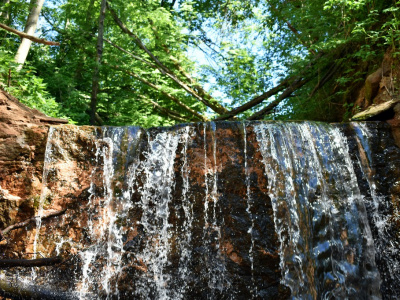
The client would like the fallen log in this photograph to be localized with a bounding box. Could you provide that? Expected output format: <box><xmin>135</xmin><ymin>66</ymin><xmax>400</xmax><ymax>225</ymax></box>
<box><xmin>0</xmin><ymin>279</ymin><xmax>76</xmax><ymax>300</ymax></box>
<box><xmin>351</xmin><ymin>99</ymin><xmax>400</xmax><ymax>121</ymax></box>
<box><xmin>0</xmin><ymin>257</ymin><xmax>62</xmax><ymax>268</ymax></box>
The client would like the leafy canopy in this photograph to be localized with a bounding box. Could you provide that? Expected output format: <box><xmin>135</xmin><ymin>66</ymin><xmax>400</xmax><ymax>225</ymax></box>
<box><xmin>0</xmin><ymin>0</ymin><xmax>398</xmax><ymax>125</ymax></box>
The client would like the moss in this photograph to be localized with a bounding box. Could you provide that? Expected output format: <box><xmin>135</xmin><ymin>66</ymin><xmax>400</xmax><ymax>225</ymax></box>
<box><xmin>32</xmin><ymin>194</ymin><xmax>52</xmax><ymax>210</ymax></box>
<box><xmin>32</xmin><ymin>195</ymin><xmax>41</xmax><ymax>210</ymax></box>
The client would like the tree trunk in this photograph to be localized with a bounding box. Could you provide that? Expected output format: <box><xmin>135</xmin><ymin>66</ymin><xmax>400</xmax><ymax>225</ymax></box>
<box><xmin>90</xmin><ymin>0</ymin><xmax>107</xmax><ymax>125</ymax></box>
<box><xmin>14</xmin><ymin>0</ymin><xmax>45</xmax><ymax>71</ymax></box>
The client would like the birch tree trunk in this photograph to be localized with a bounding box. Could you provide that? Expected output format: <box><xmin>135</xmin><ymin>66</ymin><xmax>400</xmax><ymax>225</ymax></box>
<box><xmin>90</xmin><ymin>0</ymin><xmax>107</xmax><ymax>125</ymax></box>
<box><xmin>14</xmin><ymin>0</ymin><xmax>45</xmax><ymax>71</ymax></box>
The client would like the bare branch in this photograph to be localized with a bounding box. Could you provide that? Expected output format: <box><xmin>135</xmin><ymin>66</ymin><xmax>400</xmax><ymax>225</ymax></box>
<box><xmin>1</xmin><ymin>209</ymin><xmax>67</xmax><ymax>236</ymax></box>
<box><xmin>0</xmin><ymin>22</ymin><xmax>59</xmax><ymax>46</ymax></box>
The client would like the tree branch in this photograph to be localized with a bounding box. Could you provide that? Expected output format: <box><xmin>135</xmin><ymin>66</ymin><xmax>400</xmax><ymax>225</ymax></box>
<box><xmin>148</xmin><ymin>19</ymin><xmax>220</xmax><ymax>109</ymax></box>
<box><xmin>106</xmin><ymin>1</ymin><xmax>228</xmax><ymax>115</ymax></box>
<box><xmin>96</xmin><ymin>33</ymin><xmax>214</xmax><ymax>120</ymax></box>
<box><xmin>214</xmin><ymin>79</ymin><xmax>289</xmax><ymax>120</ymax></box>
<box><xmin>309</xmin><ymin>63</ymin><xmax>339</xmax><ymax>98</ymax></box>
<box><xmin>0</xmin><ymin>22</ymin><xmax>59</xmax><ymax>46</ymax></box>
<box><xmin>148</xmin><ymin>18</ymin><xmax>194</xmax><ymax>83</ymax></box>
<box><xmin>1</xmin><ymin>209</ymin><xmax>67</xmax><ymax>236</ymax></box>
<box><xmin>215</xmin><ymin>53</ymin><xmax>323</xmax><ymax>120</ymax></box>
<box><xmin>247</xmin><ymin>77</ymin><xmax>311</xmax><ymax>120</ymax></box>
<box><xmin>101</xmin><ymin>35</ymin><xmax>159</xmax><ymax>71</ymax></box>
<box><xmin>268</xmin><ymin>3</ymin><xmax>316</xmax><ymax>55</ymax></box>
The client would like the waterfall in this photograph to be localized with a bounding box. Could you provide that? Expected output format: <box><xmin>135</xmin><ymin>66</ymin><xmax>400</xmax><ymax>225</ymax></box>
<box><xmin>254</xmin><ymin>122</ymin><xmax>381</xmax><ymax>299</ymax></box>
<box><xmin>16</xmin><ymin>121</ymin><xmax>398</xmax><ymax>299</ymax></box>
<box><xmin>352</xmin><ymin>122</ymin><xmax>400</xmax><ymax>297</ymax></box>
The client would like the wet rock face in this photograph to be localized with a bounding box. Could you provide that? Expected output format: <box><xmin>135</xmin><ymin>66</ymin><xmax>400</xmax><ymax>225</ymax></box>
<box><xmin>0</xmin><ymin>90</ymin><xmax>67</xmax><ymax>256</ymax></box>
<box><xmin>0</xmin><ymin>123</ymin><xmax>288</xmax><ymax>299</ymax></box>
<box><xmin>342</xmin><ymin>122</ymin><xmax>400</xmax><ymax>298</ymax></box>
<box><xmin>0</xmin><ymin>119</ymin><xmax>400</xmax><ymax>299</ymax></box>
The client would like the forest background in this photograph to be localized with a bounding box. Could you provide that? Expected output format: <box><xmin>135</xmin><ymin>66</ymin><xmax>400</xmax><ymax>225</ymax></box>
<box><xmin>0</xmin><ymin>0</ymin><xmax>399</xmax><ymax>127</ymax></box>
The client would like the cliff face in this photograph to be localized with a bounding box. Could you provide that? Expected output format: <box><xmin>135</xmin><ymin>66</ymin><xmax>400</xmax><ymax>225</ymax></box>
<box><xmin>0</xmin><ymin>90</ymin><xmax>67</xmax><ymax>252</ymax></box>
<box><xmin>1</xmin><ymin>94</ymin><xmax>400</xmax><ymax>299</ymax></box>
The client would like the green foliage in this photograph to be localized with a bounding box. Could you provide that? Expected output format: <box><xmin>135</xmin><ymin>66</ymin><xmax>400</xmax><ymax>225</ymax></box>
<box><xmin>0</xmin><ymin>47</ymin><xmax>68</xmax><ymax>120</ymax></box>
<box><xmin>1</xmin><ymin>0</ymin><xmax>400</xmax><ymax>125</ymax></box>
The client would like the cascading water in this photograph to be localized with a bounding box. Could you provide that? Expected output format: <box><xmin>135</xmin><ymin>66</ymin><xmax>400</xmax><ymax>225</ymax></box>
<box><xmin>7</xmin><ymin>121</ymin><xmax>400</xmax><ymax>299</ymax></box>
<box><xmin>351</xmin><ymin>122</ymin><xmax>400</xmax><ymax>298</ymax></box>
<box><xmin>254</xmin><ymin>122</ymin><xmax>381</xmax><ymax>299</ymax></box>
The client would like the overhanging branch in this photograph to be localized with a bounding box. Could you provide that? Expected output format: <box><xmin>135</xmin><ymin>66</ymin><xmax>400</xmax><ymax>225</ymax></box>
<box><xmin>214</xmin><ymin>80</ymin><xmax>289</xmax><ymax>120</ymax></box>
<box><xmin>215</xmin><ymin>53</ymin><xmax>323</xmax><ymax>120</ymax></box>
<box><xmin>0</xmin><ymin>22</ymin><xmax>59</xmax><ymax>46</ymax></box>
